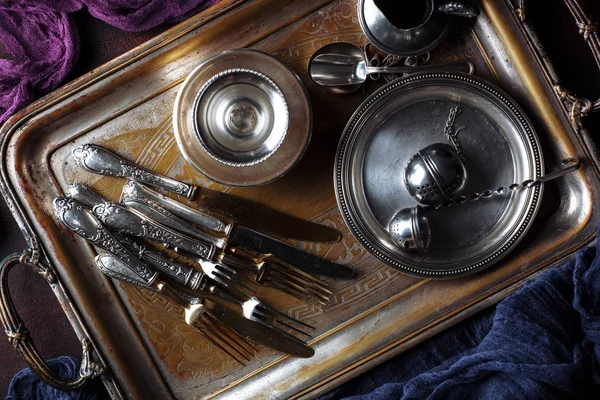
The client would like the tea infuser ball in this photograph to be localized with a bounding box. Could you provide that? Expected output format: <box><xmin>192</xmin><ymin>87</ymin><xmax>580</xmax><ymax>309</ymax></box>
<box><xmin>404</xmin><ymin>143</ymin><xmax>467</xmax><ymax>206</ymax></box>
<box><xmin>388</xmin><ymin>206</ymin><xmax>430</xmax><ymax>250</ymax></box>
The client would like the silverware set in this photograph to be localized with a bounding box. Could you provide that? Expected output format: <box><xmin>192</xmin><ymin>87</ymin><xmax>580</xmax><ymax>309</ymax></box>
<box><xmin>54</xmin><ymin>143</ymin><xmax>353</xmax><ymax>364</ymax></box>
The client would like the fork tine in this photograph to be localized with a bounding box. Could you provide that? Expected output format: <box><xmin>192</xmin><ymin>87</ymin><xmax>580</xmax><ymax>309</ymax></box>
<box><xmin>217</xmin><ymin>253</ymin><xmax>257</xmax><ymax>274</ymax></box>
<box><xmin>230</xmin><ymin>247</ymin><xmax>323</xmax><ymax>285</ymax></box>
<box><xmin>215</xmin><ymin>264</ymin><xmax>254</xmax><ymax>283</ymax></box>
<box><xmin>252</xmin><ymin>309</ymin><xmax>312</xmax><ymax>337</ymax></box>
<box><xmin>254</xmin><ymin>301</ymin><xmax>315</xmax><ymax>331</ymax></box>
<box><xmin>271</xmin><ymin>268</ymin><xmax>333</xmax><ymax>296</ymax></box>
<box><xmin>267</xmin><ymin>280</ymin><xmax>329</xmax><ymax>308</ymax></box>
<box><xmin>267</xmin><ymin>269</ymin><xmax>331</xmax><ymax>300</ymax></box>
<box><xmin>216</xmin><ymin>261</ymin><xmax>253</xmax><ymax>276</ymax></box>
<box><xmin>201</xmin><ymin>312</ymin><xmax>256</xmax><ymax>359</ymax></box>
<box><xmin>214</xmin><ymin>271</ymin><xmax>256</xmax><ymax>295</ymax></box>
<box><xmin>262</xmin><ymin>255</ymin><xmax>328</xmax><ymax>287</ymax></box>
<box><xmin>194</xmin><ymin>318</ymin><xmax>250</xmax><ymax>365</ymax></box>
<box><xmin>270</xmin><ymin>273</ymin><xmax>332</xmax><ymax>298</ymax></box>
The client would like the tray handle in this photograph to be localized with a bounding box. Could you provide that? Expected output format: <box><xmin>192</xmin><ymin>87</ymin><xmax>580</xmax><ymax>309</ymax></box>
<box><xmin>518</xmin><ymin>0</ymin><xmax>600</xmax><ymax>129</ymax></box>
<box><xmin>0</xmin><ymin>251</ymin><xmax>104</xmax><ymax>390</ymax></box>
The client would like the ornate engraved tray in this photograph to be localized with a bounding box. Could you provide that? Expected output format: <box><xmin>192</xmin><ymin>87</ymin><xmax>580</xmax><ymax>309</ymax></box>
<box><xmin>1</xmin><ymin>0</ymin><xmax>598</xmax><ymax>399</ymax></box>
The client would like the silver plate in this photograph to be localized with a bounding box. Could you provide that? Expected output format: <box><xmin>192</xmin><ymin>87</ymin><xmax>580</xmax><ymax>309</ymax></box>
<box><xmin>335</xmin><ymin>73</ymin><xmax>543</xmax><ymax>277</ymax></box>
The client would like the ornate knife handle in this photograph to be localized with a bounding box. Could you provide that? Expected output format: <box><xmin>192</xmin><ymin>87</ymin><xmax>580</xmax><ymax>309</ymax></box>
<box><xmin>92</xmin><ymin>201</ymin><xmax>217</xmax><ymax>261</ymax></box>
<box><xmin>122</xmin><ymin>181</ymin><xmax>226</xmax><ymax>232</ymax></box>
<box><xmin>53</xmin><ymin>198</ymin><xmax>158</xmax><ymax>286</ymax></box>
<box><xmin>72</xmin><ymin>144</ymin><xmax>197</xmax><ymax>200</ymax></box>
<box><xmin>118</xmin><ymin>237</ymin><xmax>203</xmax><ymax>290</ymax></box>
<box><xmin>122</xmin><ymin>196</ymin><xmax>227</xmax><ymax>248</ymax></box>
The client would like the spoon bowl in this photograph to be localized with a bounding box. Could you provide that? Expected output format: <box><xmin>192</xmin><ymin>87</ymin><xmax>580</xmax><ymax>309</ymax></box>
<box><xmin>308</xmin><ymin>42</ymin><xmax>474</xmax><ymax>94</ymax></box>
<box><xmin>308</xmin><ymin>42</ymin><xmax>367</xmax><ymax>94</ymax></box>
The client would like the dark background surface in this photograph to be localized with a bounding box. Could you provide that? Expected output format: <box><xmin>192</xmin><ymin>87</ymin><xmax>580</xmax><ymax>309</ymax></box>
<box><xmin>0</xmin><ymin>1</ymin><xmax>599</xmax><ymax>397</ymax></box>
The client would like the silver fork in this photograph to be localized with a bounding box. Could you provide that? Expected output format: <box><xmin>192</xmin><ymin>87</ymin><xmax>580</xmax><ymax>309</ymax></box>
<box><xmin>95</xmin><ymin>255</ymin><xmax>256</xmax><ymax>365</ymax></box>
<box><xmin>69</xmin><ymin>183</ymin><xmax>330</xmax><ymax>309</ymax></box>
<box><xmin>218</xmin><ymin>247</ymin><xmax>332</xmax><ymax>308</ymax></box>
<box><xmin>53</xmin><ymin>197</ymin><xmax>255</xmax><ymax>365</ymax></box>
<box><xmin>112</xmin><ymin>235</ymin><xmax>313</xmax><ymax>337</ymax></box>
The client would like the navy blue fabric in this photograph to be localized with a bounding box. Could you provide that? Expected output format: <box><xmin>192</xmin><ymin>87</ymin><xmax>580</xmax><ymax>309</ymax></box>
<box><xmin>319</xmin><ymin>229</ymin><xmax>600</xmax><ymax>400</ymax></box>
<box><xmin>5</xmin><ymin>356</ymin><xmax>102</xmax><ymax>400</ymax></box>
<box><xmin>7</xmin><ymin>229</ymin><xmax>600</xmax><ymax>399</ymax></box>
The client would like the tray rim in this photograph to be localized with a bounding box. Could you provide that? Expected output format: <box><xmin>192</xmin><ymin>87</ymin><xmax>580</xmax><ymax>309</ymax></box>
<box><xmin>0</xmin><ymin>0</ymin><xmax>598</xmax><ymax>399</ymax></box>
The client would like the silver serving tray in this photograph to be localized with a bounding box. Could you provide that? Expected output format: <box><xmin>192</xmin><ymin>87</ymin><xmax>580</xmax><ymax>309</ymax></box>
<box><xmin>335</xmin><ymin>73</ymin><xmax>543</xmax><ymax>277</ymax></box>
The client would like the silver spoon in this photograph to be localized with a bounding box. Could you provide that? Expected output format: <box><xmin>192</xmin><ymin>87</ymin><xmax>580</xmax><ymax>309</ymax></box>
<box><xmin>389</xmin><ymin>157</ymin><xmax>581</xmax><ymax>250</ymax></box>
<box><xmin>308</xmin><ymin>42</ymin><xmax>474</xmax><ymax>94</ymax></box>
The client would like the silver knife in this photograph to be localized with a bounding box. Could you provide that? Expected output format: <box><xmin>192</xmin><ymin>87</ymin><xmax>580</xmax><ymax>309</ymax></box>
<box><xmin>68</xmin><ymin>183</ymin><xmax>225</xmax><ymax>248</ymax></box>
<box><xmin>122</xmin><ymin>182</ymin><xmax>353</xmax><ymax>278</ymax></box>
<box><xmin>122</xmin><ymin>181</ymin><xmax>342</xmax><ymax>243</ymax></box>
<box><xmin>203</xmin><ymin>299</ymin><xmax>314</xmax><ymax>358</ymax></box>
<box><xmin>70</xmin><ymin>144</ymin><xmax>341</xmax><ymax>243</ymax></box>
<box><xmin>71</xmin><ymin>183</ymin><xmax>353</xmax><ymax>278</ymax></box>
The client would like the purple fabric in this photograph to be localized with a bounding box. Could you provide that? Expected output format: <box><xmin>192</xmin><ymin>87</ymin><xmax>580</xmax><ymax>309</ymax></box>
<box><xmin>0</xmin><ymin>0</ymin><xmax>219</xmax><ymax>125</ymax></box>
<box><xmin>0</xmin><ymin>1</ymin><xmax>78</xmax><ymax>125</ymax></box>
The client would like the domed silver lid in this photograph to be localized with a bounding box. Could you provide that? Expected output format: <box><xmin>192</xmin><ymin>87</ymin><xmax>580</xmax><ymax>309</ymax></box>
<box><xmin>404</xmin><ymin>143</ymin><xmax>467</xmax><ymax>205</ymax></box>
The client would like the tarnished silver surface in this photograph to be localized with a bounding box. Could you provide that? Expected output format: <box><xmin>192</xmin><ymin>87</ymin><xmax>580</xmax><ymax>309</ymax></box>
<box><xmin>389</xmin><ymin>158</ymin><xmax>581</xmax><ymax>251</ymax></box>
<box><xmin>358</xmin><ymin>0</ymin><xmax>452</xmax><ymax>56</ymax></box>
<box><xmin>117</xmin><ymin>237</ymin><xmax>203</xmax><ymax>290</ymax></box>
<box><xmin>53</xmin><ymin>198</ymin><xmax>158</xmax><ymax>286</ymax></box>
<box><xmin>436</xmin><ymin>1</ymin><xmax>479</xmax><ymax>17</ymax></box>
<box><xmin>71</xmin><ymin>144</ymin><xmax>198</xmax><ymax>199</ymax></box>
<box><xmin>68</xmin><ymin>183</ymin><xmax>225</xmax><ymax>248</ymax></box>
<box><xmin>122</xmin><ymin>196</ymin><xmax>226</xmax><ymax>248</ymax></box>
<box><xmin>173</xmin><ymin>49</ymin><xmax>313</xmax><ymax>187</ymax></box>
<box><xmin>193</xmin><ymin>68</ymin><xmax>289</xmax><ymax>166</ymax></box>
<box><xmin>404</xmin><ymin>143</ymin><xmax>467</xmax><ymax>205</ymax></box>
<box><xmin>95</xmin><ymin>255</ymin><xmax>258</xmax><ymax>366</ymax></box>
<box><xmin>308</xmin><ymin>41</ymin><xmax>475</xmax><ymax>93</ymax></box>
<box><xmin>335</xmin><ymin>72</ymin><xmax>543</xmax><ymax>277</ymax></box>
<box><xmin>388</xmin><ymin>206</ymin><xmax>430</xmax><ymax>250</ymax></box>
<box><xmin>121</xmin><ymin>182</ymin><xmax>226</xmax><ymax>232</ymax></box>
<box><xmin>92</xmin><ymin>201</ymin><xmax>217</xmax><ymax>261</ymax></box>
<box><xmin>66</xmin><ymin>183</ymin><xmax>105</xmax><ymax>209</ymax></box>
<box><xmin>2</xmin><ymin>0</ymin><xmax>599</xmax><ymax>398</ymax></box>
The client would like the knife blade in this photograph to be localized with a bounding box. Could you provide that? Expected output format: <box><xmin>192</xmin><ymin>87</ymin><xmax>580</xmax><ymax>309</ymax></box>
<box><xmin>72</xmin><ymin>183</ymin><xmax>353</xmax><ymax>279</ymax></box>
<box><xmin>196</xmin><ymin>187</ymin><xmax>342</xmax><ymax>243</ymax></box>
<box><xmin>122</xmin><ymin>181</ymin><xmax>341</xmax><ymax>243</ymax></box>
<box><xmin>203</xmin><ymin>299</ymin><xmax>314</xmax><ymax>358</ymax></box>
<box><xmin>229</xmin><ymin>226</ymin><xmax>354</xmax><ymax>279</ymax></box>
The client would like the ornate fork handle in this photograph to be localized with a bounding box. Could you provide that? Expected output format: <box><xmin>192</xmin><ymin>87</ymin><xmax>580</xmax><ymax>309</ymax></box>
<box><xmin>92</xmin><ymin>201</ymin><xmax>217</xmax><ymax>261</ymax></box>
<box><xmin>53</xmin><ymin>198</ymin><xmax>158</xmax><ymax>285</ymax></box>
<box><xmin>72</xmin><ymin>144</ymin><xmax>197</xmax><ymax>199</ymax></box>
